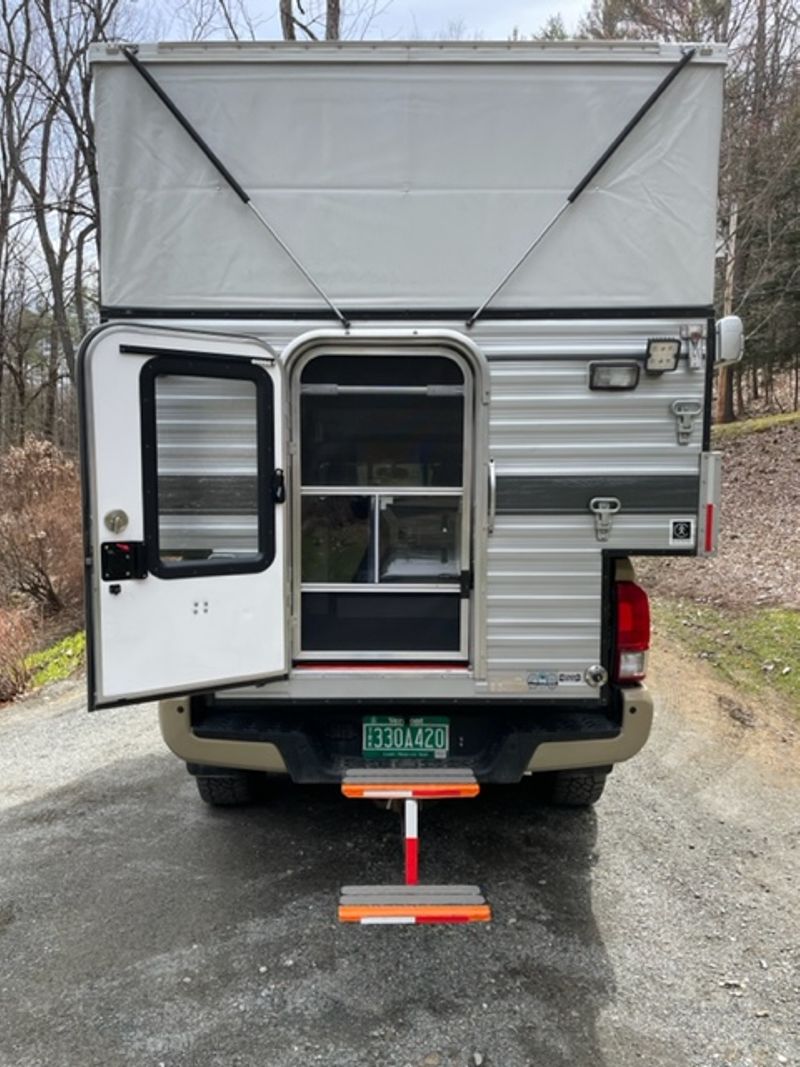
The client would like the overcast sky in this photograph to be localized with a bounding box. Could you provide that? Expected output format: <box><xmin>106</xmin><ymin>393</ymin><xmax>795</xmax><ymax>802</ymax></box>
<box><xmin>370</xmin><ymin>1</ymin><xmax>588</xmax><ymax>39</ymax></box>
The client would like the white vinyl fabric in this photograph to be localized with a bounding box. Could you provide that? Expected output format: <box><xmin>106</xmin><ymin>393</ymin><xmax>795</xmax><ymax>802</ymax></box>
<box><xmin>92</xmin><ymin>42</ymin><xmax>726</xmax><ymax>311</ymax></box>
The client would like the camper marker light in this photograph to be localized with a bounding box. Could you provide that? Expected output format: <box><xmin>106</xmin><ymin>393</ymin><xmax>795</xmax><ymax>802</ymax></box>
<box><xmin>589</xmin><ymin>362</ymin><xmax>640</xmax><ymax>391</ymax></box>
<box><xmin>645</xmin><ymin>338</ymin><xmax>681</xmax><ymax>374</ymax></box>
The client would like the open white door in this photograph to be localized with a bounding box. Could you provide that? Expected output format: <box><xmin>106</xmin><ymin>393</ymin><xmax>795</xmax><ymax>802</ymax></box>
<box><xmin>80</xmin><ymin>325</ymin><xmax>287</xmax><ymax>708</ymax></box>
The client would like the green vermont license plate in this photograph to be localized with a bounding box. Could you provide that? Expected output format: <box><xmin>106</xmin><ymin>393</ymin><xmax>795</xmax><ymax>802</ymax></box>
<box><xmin>362</xmin><ymin>716</ymin><xmax>450</xmax><ymax>759</ymax></box>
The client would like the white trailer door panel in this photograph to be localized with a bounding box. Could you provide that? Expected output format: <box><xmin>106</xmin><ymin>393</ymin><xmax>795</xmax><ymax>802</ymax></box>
<box><xmin>81</xmin><ymin>325</ymin><xmax>286</xmax><ymax>708</ymax></box>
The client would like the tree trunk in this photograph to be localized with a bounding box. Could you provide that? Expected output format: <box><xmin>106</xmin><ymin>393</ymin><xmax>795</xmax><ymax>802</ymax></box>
<box><xmin>44</xmin><ymin>325</ymin><xmax>58</xmax><ymax>442</ymax></box>
<box><xmin>716</xmin><ymin>367</ymin><xmax>735</xmax><ymax>424</ymax></box>
<box><xmin>280</xmin><ymin>0</ymin><xmax>296</xmax><ymax>39</ymax></box>
<box><xmin>735</xmin><ymin>363</ymin><xmax>744</xmax><ymax>417</ymax></box>
<box><xmin>325</xmin><ymin>0</ymin><xmax>340</xmax><ymax>39</ymax></box>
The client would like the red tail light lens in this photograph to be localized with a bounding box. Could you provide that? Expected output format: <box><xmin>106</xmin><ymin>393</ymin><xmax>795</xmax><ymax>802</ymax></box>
<box><xmin>614</xmin><ymin>581</ymin><xmax>650</xmax><ymax>683</ymax></box>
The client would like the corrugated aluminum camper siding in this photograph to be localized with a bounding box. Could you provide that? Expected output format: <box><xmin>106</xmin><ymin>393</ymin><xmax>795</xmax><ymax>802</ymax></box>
<box><xmin>484</xmin><ymin>319</ymin><xmax>703</xmax><ymax>692</ymax></box>
<box><xmin>134</xmin><ymin>313</ymin><xmax>707</xmax><ymax>702</ymax></box>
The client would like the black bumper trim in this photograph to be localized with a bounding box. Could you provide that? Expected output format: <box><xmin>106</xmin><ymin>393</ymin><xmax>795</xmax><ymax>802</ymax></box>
<box><xmin>189</xmin><ymin>699</ymin><xmax>622</xmax><ymax>784</ymax></box>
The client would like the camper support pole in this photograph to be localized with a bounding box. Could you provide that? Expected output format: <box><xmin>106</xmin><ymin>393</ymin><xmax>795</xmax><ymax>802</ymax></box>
<box><xmin>465</xmin><ymin>46</ymin><xmax>697</xmax><ymax>329</ymax></box>
<box><xmin>120</xmin><ymin>47</ymin><xmax>350</xmax><ymax>329</ymax></box>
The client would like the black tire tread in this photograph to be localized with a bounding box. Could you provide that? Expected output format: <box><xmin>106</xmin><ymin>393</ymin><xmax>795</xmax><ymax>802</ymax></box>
<box><xmin>547</xmin><ymin>770</ymin><xmax>607</xmax><ymax>807</ymax></box>
<box><xmin>195</xmin><ymin>774</ymin><xmax>256</xmax><ymax>807</ymax></box>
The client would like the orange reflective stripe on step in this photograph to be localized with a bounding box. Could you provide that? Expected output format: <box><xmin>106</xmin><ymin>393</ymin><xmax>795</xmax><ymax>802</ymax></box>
<box><xmin>338</xmin><ymin>903</ymin><xmax>491</xmax><ymax>923</ymax></box>
<box><xmin>341</xmin><ymin>783</ymin><xmax>479</xmax><ymax>799</ymax></box>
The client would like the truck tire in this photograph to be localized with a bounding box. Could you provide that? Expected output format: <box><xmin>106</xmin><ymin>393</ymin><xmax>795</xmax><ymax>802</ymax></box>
<box><xmin>195</xmin><ymin>773</ymin><xmax>257</xmax><ymax>807</ymax></box>
<box><xmin>545</xmin><ymin>769</ymin><xmax>608</xmax><ymax>807</ymax></box>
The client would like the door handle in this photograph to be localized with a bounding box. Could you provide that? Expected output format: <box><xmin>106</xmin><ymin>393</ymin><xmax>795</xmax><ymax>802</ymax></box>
<box><xmin>101</xmin><ymin>542</ymin><xmax>147</xmax><ymax>580</ymax></box>
<box><xmin>271</xmin><ymin>468</ymin><xmax>286</xmax><ymax>504</ymax></box>
<box><xmin>488</xmin><ymin>459</ymin><xmax>496</xmax><ymax>534</ymax></box>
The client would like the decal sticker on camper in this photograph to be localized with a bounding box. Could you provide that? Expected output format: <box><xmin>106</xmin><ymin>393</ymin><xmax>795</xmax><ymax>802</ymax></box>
<box><xmin>526</xmin><ymin>671</ymin><xmax>585</xmax><ymax>690</ymax></box>
<box><xmin>556</xmin><ymin>672</ymin><xmax>585</xmax><ymax>686</ymax></box>
<box><xmin>669</xmin><ymin>518</ymin><xmax>696</xmax><ymax>546</ymax></box>
<box><xmin>528</xmin><ymin>672</ymin><xmax>558</xmax><ymax>690</ymax></box>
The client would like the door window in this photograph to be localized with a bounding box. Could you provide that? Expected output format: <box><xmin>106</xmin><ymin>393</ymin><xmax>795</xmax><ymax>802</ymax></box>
<box><xmin>140</xmin><ymin>357</ymin><xmax>274</xmax><ymax>578</ymax></box>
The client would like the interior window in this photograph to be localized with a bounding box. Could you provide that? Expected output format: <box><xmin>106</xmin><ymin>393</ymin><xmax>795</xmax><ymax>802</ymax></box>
<box><xmin>379</xmin><ymin>497</ymin><xmax>461</xmax><ymax>583</ymax></box>
<box><xmin>301</xmin><ymin>393</ymin><xmax>463</xmax><ymax>488</ymax></box>
<box><xmin>301</xmin><ymin>496</ymin><xmax>373</xmax><ymax>583</ymax></box>
<box><xmin>302</xmin><ymin>592</ymin><xmax>461</xmax><ymax>652</ymax></box>
<box><xmin>301</xmin><ymin>355</ymin><xmax>463</xmax><ymax>386</ymax></box>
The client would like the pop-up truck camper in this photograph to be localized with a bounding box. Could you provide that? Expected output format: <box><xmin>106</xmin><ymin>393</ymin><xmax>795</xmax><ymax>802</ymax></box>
<box><xmin>80</xmin><ymin>40</ymin><xmax>743</xmax><ymax>924</ymax></box>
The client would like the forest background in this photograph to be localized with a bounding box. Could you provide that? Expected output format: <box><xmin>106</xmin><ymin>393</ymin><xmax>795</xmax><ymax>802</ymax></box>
<box><xmin>0</xmin><ymin>0</ymin><xmax>798</xmax><ymax>696</ymax></box>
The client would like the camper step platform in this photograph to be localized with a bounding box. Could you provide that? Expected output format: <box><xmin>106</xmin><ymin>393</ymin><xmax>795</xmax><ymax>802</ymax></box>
<box><xmin>339</xmin><ymin>771</ymin><xmax>491</xmax><ymax>923</ymax></box>
<box><xmin>341</xmin><ymin>768</ymin><xmax>479</xmax><ymax>799</ymax></box>
<box><xmin>339</xmin><ymin>885</ymin><xmax>491</xmax><ymax>925</ymax></box>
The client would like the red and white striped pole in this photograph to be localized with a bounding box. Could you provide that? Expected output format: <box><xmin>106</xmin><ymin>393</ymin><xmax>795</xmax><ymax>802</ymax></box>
<box><xmin>404</xmin><ymin>799</ymin><xmax>419</xmax><ymax>885</ymax></box>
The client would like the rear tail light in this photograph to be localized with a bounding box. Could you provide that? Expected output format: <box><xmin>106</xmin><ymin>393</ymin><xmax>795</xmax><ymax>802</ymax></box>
<box><xmin>614</xmin><ymin>581</ymin><xmax>650</xmax><ymax>683</ymax></box>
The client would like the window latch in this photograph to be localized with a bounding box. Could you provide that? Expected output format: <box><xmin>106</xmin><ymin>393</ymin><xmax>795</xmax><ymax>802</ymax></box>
<box><xmin>271</xmin><ymin>468</ymin><xmax>286</xmax><ymax>504</ymax></box>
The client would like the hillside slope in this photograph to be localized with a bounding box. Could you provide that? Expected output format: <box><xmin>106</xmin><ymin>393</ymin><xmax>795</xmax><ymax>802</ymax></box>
<box><xmin>637</xmin><ymin>418</ymin><xmax>800</xmax><ymax>610</ymax></box>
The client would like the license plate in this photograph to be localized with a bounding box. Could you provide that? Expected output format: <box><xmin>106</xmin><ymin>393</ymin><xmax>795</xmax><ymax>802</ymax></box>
<box><xmin>362</xmin><ymin>716</ymin><xmax>449</xmax><ymax>759</ymax></box>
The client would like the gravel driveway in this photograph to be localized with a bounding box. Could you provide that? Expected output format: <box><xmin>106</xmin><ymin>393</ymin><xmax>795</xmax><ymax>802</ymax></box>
<box><xmin>1</xmin><ymin>643</ymin><xmax>798</xmax><ymax>1067</ymax></box>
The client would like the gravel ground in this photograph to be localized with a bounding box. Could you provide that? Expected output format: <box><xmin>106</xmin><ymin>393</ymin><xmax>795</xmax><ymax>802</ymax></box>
<box><xmin>0</xmin><ymin>644</ymin><xmax>798</xmax><ymax>1067</ymax></box>
<box><xmin>636</xmin><ymin>420</ymin><xmax>800</xmax><ymax>610</ymax></box>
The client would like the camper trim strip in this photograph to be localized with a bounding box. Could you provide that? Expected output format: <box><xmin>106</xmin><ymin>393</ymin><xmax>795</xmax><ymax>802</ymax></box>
<box><xmin>100</xmin><ymin>305</ymin><xmax>716</xmax><ymax>323</ymax></box>
<box><xmin>494</xmin><ymin>475</ymin><xmax>699</xmax><ymax>514</ymax></box>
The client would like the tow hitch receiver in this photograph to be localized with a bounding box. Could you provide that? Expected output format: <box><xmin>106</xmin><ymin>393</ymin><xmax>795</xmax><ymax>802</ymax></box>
<box><xmin>338</xmin><ymin>769</ymin><xmax>491</xmax><ymax>925</ymax></box>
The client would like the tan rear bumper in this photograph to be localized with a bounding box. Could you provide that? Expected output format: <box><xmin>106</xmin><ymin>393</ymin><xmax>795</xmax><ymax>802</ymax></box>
<box><xmin>159</xmin><ymin>687</ymin><xmax>653</xmax><ymax>778</ymax></box>
<box><xmin>159</xmin><ymin>698</ymin><xmax>288</xmax><ymax>773</ymax></box>
<box><xmin>525</xmin><ymin>686</ymin><xmax>653</xmax><ymax>772</ymax></box>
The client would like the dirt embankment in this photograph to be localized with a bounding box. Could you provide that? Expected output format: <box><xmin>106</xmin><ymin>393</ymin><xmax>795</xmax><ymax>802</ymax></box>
<box><xmin>636</xmin><ymin>420</ymin><xmax>800</xmax><ymax>610</ymax></box>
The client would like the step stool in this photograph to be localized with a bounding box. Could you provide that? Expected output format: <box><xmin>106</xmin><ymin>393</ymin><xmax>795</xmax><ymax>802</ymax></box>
<box><xmin>338</xmin><ymin>768</ymin><xmax>491</xmax><ymax>925</ymax></box>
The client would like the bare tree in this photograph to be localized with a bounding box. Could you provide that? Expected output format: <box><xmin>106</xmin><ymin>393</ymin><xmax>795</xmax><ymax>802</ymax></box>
<box><xmin>279</xmin><ymin>0</ymin><xmax>336</xmax><ymax>40</ymax></box>
<box><xmin>573</xmin><ymin>0</ymin><xmax>800</xmax><ymax>421</ymax></box>
<box><xmin>175</xmin><ymin>0</ymin><xmax>261</xmax><ymax>41</ymax></box>
<box><xmin>0</xmin><ymin>0</ymin><xmax>139</xmax><ymax>384</ymax></box>
<box><xmin>277</xmin><ymin>1</ymin><xmax>391</xmax><ymax>42</ymax></box>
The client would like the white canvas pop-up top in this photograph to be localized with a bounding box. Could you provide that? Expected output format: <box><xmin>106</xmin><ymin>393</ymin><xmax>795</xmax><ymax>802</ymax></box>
<box><xmin>92</xmin><ymin>40</ymin><xmax>726</xmax><ymax>314</ymax></box>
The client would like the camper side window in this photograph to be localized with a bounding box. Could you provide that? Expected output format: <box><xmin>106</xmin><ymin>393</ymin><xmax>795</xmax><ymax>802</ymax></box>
<box><xmin>140</xmin><ymin>358</ymin><xmax>274</xmax><ymax>578</ymax></box>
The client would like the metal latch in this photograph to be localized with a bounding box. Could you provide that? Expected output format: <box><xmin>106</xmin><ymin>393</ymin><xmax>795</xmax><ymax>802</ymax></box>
<box><xmin>680</xmin><ymin>324</ymin><xmax>706</xmax><ymax>370</ymax></box>
<box><xmin>589</xmin><ymin>497</ymin><xmax>621</xmax><ymax>542</ymax></box>
<box><xmin>671</xmin><ymin>399</ymin><xmax>703</xmax><ymax>445</ymax></box>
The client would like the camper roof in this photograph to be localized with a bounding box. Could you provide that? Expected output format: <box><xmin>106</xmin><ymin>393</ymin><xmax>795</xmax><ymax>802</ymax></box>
<box><xmin>92</xmin><ymin>40</ymin><xmax>726</xmax><ymax>315</ymax></box>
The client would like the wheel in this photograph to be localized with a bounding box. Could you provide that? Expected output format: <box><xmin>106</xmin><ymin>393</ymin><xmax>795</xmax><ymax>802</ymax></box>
<box><xmin>195</xmin><ymin>773</ymin><xmax>258</xmax><ymax>807</ymax></box>
<box><xmin>543</xmin><ymin>768</ymin><xmax>608</xmax><ymax>808</ymax></box>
